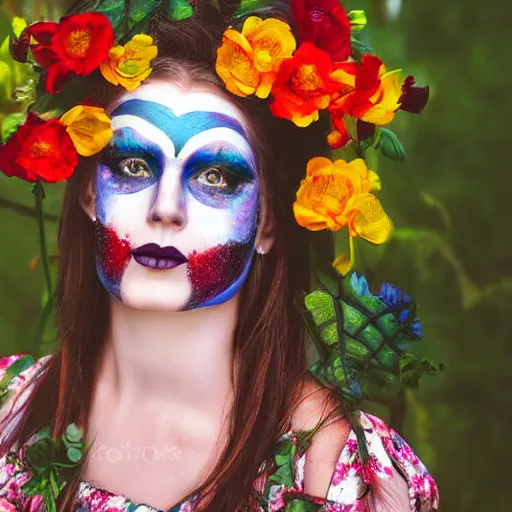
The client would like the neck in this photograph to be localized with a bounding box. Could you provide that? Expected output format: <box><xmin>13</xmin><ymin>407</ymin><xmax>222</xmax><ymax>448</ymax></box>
<box><xmin>96</xmin><ymin>296</ymin><xmax>239</xmax><ymax>418</ymax></box>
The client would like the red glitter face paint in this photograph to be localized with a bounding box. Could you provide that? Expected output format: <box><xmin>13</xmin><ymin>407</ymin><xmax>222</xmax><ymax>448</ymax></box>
<box><xmin>185</xmin><ymin>240</ymin><xmax>254</xmax><ymax>309</ymax></box>
<box><xmin>94</xmin><ymin>220</ymin><xmax>132</xmax><ymax>299</ymax></box>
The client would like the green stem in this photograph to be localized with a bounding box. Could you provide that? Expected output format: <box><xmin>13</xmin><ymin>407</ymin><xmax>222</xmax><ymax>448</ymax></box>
<box><xmin>34</xmin><ymin>181</ymin><xmax>53</xmax><ymax>297</ymax></box>
<box><xmin>32</xmin><ymin>291</ymin><xmax>56</xmax><ymax>357</ymax></box>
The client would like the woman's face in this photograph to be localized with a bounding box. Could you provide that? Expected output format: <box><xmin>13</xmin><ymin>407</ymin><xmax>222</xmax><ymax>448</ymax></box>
<box><xmin>89</xmin><ymin>81</ymin><xmax>262</xmax><ymax>311</ymax></box>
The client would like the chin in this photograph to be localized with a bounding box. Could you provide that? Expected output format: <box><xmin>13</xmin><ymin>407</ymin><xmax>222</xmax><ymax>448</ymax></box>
<box><xmin>118</xmin><ymin>260</ymin><xmax>192</xmax><ymax>311</ymax></box>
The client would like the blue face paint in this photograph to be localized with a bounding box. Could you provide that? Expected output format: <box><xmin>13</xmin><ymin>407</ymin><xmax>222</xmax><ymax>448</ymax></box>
<box><xmin>185</xmin><ymin>145</ymin><xmax>257</xmax><ymax>209</ymax></box>
<box><xmin>111</xmin><ymin>100</ymin><xmax>248</xmax><ymax>153</ymax></box>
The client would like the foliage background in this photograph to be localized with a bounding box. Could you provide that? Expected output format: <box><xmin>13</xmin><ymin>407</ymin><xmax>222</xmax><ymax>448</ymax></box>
<box><xmin>0</xmin><ymin>0</ymin><xmax>510</xmax><ymax>510</ymax></box>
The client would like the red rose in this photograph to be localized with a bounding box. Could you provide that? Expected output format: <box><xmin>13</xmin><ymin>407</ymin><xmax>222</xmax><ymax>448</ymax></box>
<box><xmin>0</xmin><ymin>112</ymin><xmax>78</xmax><ymax>183</ymax></box>
<box><xmin>291</xmin><ymin>0</ymin><xmax>351</xmax><ymax>61</ymax></box>
<box><xmin>270</xmin><ymin>43</ymin><xmax>343</xmax><ymax>127</ymax></box>
<box><xmin>29</xmin><ymin>13</ymin><xmax>114</xmax><ymax>93</ymax></box>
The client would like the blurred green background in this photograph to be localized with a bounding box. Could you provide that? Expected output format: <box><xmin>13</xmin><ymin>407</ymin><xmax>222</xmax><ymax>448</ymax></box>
<box><xmin>0</xmin><ymin>0</ymin><xmax>510</xmax><ymax>510</ymax></box>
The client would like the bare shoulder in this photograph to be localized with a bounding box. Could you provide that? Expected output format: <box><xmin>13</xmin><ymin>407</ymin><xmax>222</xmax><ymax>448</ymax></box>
<box><xmin>290</xmin><ymin>375</ymin><xmax>351</xmax><ymax>498</ymax></box>
<box><xmin>290</xmin><ymin>380</ymin><xmax>416</xmax><ymax>510</ymax></box>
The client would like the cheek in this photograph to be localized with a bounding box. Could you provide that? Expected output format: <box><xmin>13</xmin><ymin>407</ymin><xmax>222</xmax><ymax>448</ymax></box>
<box><xmin>231</xmin><ymin>184</ymin><xmax>260</xmax><ymax>240</ymax></box>
<box><xmin>94</xmin><ymin>221</ymin><xmax>132</xmax><ymax>298</ymax></box>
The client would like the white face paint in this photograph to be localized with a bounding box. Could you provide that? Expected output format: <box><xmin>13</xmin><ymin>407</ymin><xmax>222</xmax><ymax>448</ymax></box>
<box><xmin>94</xmin><ymin>82</ymin><xmax>260</xmax><ymax>311</ymax></box>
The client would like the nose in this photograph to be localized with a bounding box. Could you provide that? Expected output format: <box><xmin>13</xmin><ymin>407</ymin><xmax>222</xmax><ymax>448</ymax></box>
<box><xmin>147</xmin><ymin>160</ymin><xmax>187</xmax><ymax>229</ymax></box>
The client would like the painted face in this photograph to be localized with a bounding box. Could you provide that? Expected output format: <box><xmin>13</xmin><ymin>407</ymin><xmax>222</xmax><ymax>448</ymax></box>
<box><xmin>94</xmin><ymin>82</ymin><xmax>260</xmax><ymax>311</ymax></box>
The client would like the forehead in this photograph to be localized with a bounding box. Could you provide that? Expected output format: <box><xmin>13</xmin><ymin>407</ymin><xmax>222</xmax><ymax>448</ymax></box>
<box><xmin>108</xmin><ymin>82</ymin><xmax>254</xmax><ymax>157</ymax></box>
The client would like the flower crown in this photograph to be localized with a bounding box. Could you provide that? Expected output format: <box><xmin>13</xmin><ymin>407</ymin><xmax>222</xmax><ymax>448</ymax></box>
<box><xmin>0</xmin><ymin>0</ymin><xmax>428</xmax><ymax>276</ymax></box>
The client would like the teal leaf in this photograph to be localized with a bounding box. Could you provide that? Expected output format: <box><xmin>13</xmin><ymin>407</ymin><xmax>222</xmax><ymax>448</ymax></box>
<box><xmin>66</xmin><ymin>446</ymin><xmax>83</xmax><ymax>463</ymax></box>
<box><xmin>378</xmin><ymin>127</ymin><xmax>407</xmax><ymax>161</ymax></box>
<box><xmin>350</xmin><ymin>37</ymin><xmax>374</xmax><ymax>61</ymax></box>
<box><xmin>64</xmin><ymin>423</ymin><xmax>83</xmax><ymax>444</ymax></box>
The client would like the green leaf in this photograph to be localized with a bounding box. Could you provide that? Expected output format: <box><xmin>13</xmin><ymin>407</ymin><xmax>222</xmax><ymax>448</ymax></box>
<box><xmin>399</xmin><ymin>353</ymin><xmax>439</xmax><ymax>388</ymax></box>
<box><xmin>378</xmin><ymin>127</ymin><xmax>407</xmax><ymax>161</ymax></box>
<box><xmin>285</xmin><ymin>500</ymin><xmax>323</xmax><ymax>511</ymax></box>
<box><xmin>1</xmin><ymin>111</ymin><xmax>26</xmax><ymax>143</ymax></box>
<box><xmin>0</xmin><ymin>61</ymin><xmax>12</xmax><ymax>101</ymax></box>
<box><xmin>167</xmin><ymin>0</ymin><xmax>194</xmax><ymax>20</ymax></box>
<box><xmin>305</xmin><ymin>273</ymin><xmax>431</xmax><ymax>406</ymax></box>
<box><xmin>0</xmin><ymin>354</ymin><xmax>35</xmax><ymax>402</ymax></box>
<box><xmin>274</xmin><ymin>438</ymin><xmax>296</xmax><ymax>466</ymax></box>
<box><xmin>12</xmin><ymin>17</ymin><xmax>28</xmax><ymax>38</ymax></box>
<box><xmin>348</xmin><ymin>10</ymin><xmax>367</xmax><ymax>32</ymax></box>
<box><xmin>64</xmin><ymin>423</ymin><xmax>84</xmax><ymax>444</ymax></box>
<box><xmin>350</xmin><ymin>37</ymin><xmax>374</xmax><ymax>61</ymax></box>
<box><xmin>66</xmin><ymin>446</ymin><xmax>84</xmax><ymax>463</ymax></box>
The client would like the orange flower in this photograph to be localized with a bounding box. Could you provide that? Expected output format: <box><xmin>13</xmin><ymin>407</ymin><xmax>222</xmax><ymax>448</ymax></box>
<box><xmin>216</xmin><ymin>17</ymin><xmax>296</xmax><ymax>99</ymax></box>
<box><xmin>330</xmin><ymin>54</ymin><xmax>402</xmax><ymax>125</ymax></box>
<box><xmin>294</xmin><ymin>156</ymin><xmax>382</xmax><ymax>230</ymax></box>
<box><xmin>293</xmin><ymin>157</ymin><xmax>392</xmax><ymax>274</ymax></box>
<box><xmin>270</xmin><ymin>43</ymin><xmax>343</xmax><ymax>127</ymax></box>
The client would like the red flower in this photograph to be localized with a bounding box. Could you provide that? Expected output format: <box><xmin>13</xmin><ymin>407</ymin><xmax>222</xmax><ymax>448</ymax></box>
<box><xmin>399</xmin><ymin>75</ymin><xmax>429</xmax><ymax>114</ymax></box>
<box><xmin>291</xmin><ymin>0</ymin><xmax>351</xmax><ymax>61</ymax></box>
<box><xmin>270</xmin><ymin>43</ymin><xmax>343</xmax><ymax>127</ymax></box>
<box><xmin>0</xmin><ymin>112</ymin><xmax>78</xmax><ymax>183</ymax></box>
<box><xmin>29</xmin><ymin>12</ymin><xmax>114</xmax><ymax>93</ymax></box>
<box><xmin>9</xmin><ymin>27</ymin><xmax>31</xmax><ymax>63</ymax></box>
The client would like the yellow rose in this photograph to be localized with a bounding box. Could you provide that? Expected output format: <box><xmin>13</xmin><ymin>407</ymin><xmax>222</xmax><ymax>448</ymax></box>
<box><xmin>216</xmin><ymin>17</ymin><xmax>296</xmax><ymax>99</ymax></box>
<box><xmin>60</xmin><ymin>105</ymin><xmax>113</xmax><ymax>157</ymax></box>
<box><xmin>100</xmin><ymin>34</ymin><xmax>158</xmax><ymax>92</ymax></box>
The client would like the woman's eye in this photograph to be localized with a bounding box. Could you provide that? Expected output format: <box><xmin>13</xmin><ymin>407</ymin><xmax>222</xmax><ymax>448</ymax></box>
<box><xmin>195</xmin><ymin>167</ymin><xmax>234</xmax><ymax>190</ymax></box>
<box><xmin>118</xmin><ymin>158</ymin><xmax>152</xmax><ymax>179</ymax></box>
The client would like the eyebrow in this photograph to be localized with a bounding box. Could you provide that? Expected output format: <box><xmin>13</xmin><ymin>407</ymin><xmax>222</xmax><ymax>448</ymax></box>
<box><xmin>111</xmin><ymin>100</ymin><xmax>249</xmax><ymax>154</ymax></box>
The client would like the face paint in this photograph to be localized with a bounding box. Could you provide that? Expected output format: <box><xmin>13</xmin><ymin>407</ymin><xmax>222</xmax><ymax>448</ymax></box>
<box><xmin>94</xmin><ymin>221</ymin><xmax>132</xmax><ymax>299</ymax></box>
<box><xmin>93</xmin><ymin>84</ymin><xmax>260</xmax><ymax>311</ymax></box>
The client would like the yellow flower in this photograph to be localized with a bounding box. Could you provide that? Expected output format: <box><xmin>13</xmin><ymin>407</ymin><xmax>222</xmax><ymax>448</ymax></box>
<box><xmin>60</xmin><ymin>105</ymin><xmax>113</xmax><ymax>157</ymax></box>
<box><xmin>100</xmin><ymin>34</ymin><xmax>158</xmax><ymax>92</ymax></box>
<box><xmin>216</xmin><ymin>17</ymin><xmax>296</xmax><ymax>99</ymax></box>
<box><xmin>293</xmin><ymin>157</ymin><xmax>383</xmax><ymax>231</ymax></box>
<box><xmin>293</xmin><ymin>156</ymin><xmax>392</xmax><ymax>275</ymax></box>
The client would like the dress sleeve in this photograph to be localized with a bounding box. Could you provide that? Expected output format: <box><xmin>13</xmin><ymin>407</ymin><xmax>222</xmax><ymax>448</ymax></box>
<box><xmin>0</xmin><ymin>353</ymin><xmax>52</xmax><ymax>440</ymax></box>
<box><xmin>319</xmin><ymin>411</ymin><xmax>439</xmax><ymax>512</ymax></box>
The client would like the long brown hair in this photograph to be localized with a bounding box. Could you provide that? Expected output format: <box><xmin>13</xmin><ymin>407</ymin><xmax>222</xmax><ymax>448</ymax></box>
<box><xmin>1</xmin><ymin>4</ymin><xmax>337</xmax><ymax>510</ymax></box>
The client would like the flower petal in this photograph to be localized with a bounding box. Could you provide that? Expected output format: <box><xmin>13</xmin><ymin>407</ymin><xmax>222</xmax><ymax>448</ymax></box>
<box><xmin>347</xmin><ymin>193</ymin><xmax>393</xmax><ymax>243</ymax></box>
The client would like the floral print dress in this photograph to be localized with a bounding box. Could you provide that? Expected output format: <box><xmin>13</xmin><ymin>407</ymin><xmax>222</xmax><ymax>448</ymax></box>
<box><xmin>0</xmin><ymin>354</ymin><xmax>439</xmax><ymax>512</ymax></box>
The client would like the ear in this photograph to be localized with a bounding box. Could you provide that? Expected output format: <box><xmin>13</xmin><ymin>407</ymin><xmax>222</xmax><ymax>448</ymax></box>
<box><xmin>79</xmin><ymin>179</ymin><xmax>97</xmax><ymax>222</ymax></box>
<box><xmin>255</xmin><ymin>199</ymin><xmax>275</xmax><ymax>255</ymax></box>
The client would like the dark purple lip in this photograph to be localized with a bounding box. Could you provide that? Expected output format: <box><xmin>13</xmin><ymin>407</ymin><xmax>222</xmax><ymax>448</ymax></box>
<box><xmin>131</xmin><ymin>243</ymin><xmax>187</xmax><ymax>270</ymax></box>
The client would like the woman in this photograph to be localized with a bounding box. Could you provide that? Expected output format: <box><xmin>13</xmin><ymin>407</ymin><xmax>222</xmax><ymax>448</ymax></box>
<box><xmin>0</xmin><ymin>0</ymin><xmax>439</xmax><ymax>510</ymax></box>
